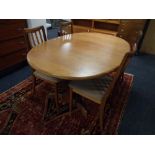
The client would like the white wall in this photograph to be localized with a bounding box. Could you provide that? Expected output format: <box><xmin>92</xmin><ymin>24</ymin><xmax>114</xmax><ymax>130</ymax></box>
<box><xmin>27</xmin><ymin>19</ymin><xmax>47</xmax><ymax>35</ymax></box>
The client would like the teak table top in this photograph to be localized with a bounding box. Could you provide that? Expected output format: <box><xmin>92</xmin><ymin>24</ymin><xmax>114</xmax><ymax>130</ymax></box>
<box><xmin>27</xmin><ymin>32</ymin><xmax>130</xmax><ymax>80</ymax></box>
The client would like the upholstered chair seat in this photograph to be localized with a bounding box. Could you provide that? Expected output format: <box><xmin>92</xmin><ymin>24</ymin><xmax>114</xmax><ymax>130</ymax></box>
<box><xmin>33</xmin><ymin>71</ymin><xmax>61</xmax><ymax>84</ymax></box>
<box><xmin>69</xmin><ymin>75</ymin><xmax>113</xmax><ymax>104</ymax></box>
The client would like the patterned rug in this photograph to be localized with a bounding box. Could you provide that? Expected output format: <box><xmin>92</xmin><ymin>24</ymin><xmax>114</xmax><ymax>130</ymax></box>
<box><xmin>0</xmin><ymin>73</ymin><xmax>133</xmax><ymax>135</ymax></box>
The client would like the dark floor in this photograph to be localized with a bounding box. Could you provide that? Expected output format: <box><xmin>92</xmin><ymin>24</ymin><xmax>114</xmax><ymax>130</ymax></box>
<box><xmin>118</xmin><ymin>53</ymin><xmax>155</xmax><ymax>135</ymax></box>
<box><xmin>0</xmin><ymin>29</ymin><xmax>155</xmax><ymax>134</ymax></box>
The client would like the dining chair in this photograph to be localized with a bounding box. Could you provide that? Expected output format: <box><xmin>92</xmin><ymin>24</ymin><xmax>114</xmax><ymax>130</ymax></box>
<box><xmin>117</xmin><ymin>21</ymin><xmax>143</xmax><ymax>53</ymax></box>
<box><xmin>117</xmin><ymin>21</ymin><xmax>143</xmax><ymax>81</ymax></box>
<box><xmin>69</xmin><ymin>52</ymin><xmax>131</xmax><ymax>133</ymax></box>
<box><xmin>24</xmin><ymin>25</ymin><xmax>47</xmax><ymax>48</ymax></box>
<box><xmin>24</xmin><ymin>25</ymin><xmax>61</xmax><ymax>113</ymax></box>
<box><xmin>58</xmin><ymin>21</ymin><xmax>73</xmax><ymax>36</ymax></box>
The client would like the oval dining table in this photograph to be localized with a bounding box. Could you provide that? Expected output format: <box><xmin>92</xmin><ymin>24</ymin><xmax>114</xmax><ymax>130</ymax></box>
<box><xmin>27</xmin><ymin>32</ymin><xmax>130</xmax><ymax>80</ymax></box>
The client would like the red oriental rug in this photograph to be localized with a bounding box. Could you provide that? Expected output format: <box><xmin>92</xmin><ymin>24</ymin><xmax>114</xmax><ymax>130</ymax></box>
<box><xmin>0</xmin><ymin>73</ymin><xmax>133</xmax><ymax>135</ymax></box>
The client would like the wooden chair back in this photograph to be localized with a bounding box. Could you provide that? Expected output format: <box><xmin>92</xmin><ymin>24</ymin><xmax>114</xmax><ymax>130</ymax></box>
<box><xmin>117</xmin><ymin>20</ymin><xmax>143</xmax><ymax>53</ymax></box>
<box><xmin>24</xmin><ymin>26</ymin><xmax>47</xmax><ymax>49</ymax></box>
<box><xmin>101</xmin><ymin>51</ymin><xmax>131</xmax><ymax>103</ymax></box>
<box><xmin>59</xmin><ymin>21</ymin><xmax>73</xmax><ymax>36</ymax></box>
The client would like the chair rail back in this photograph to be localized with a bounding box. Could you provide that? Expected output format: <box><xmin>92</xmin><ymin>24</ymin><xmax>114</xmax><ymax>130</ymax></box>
<box><xmin>59</xmin><ymin>21</ymin><xmax>73</xmax><ymax>36</ymax></box>
<box><xmin>101</xmin><ymin>51</ymin><xmax>131</xmax><ymax>103</ymax></box>
<box><xmin>24</xmin><ymin>26</ymin><xmax>47</xmax><ymax>49</ymax></box>
<box><xmin>117</xmin><ymin>21</ymin><xmax>143</xmax><ymax>54</ymax></box>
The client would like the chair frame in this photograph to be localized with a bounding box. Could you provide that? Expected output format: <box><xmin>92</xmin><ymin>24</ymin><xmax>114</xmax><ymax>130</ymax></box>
<box><xmin>117</xmin><ymin>22</ymin><xmax>143</xmax><ymax>82</ymax></box>
<box><xmin>117</xmin><ymin>21</ymin><xmax>143</xmax><ymax>54</ymax></box>
<box><xmin>24</xmin><ymin>26</ymin><xmax>59</xmax><ymax>113</ymax></box>
<box><xmin>69</xmin><ymin>52</ymin><xmax>132</xmax><ymax>133</ymax></box>
<box><xmin>58</xmin><ymin>21</ymin><xmax>73</xmax><ymax>36</ymax></box>
<box><xmin>24</xmin><ymin>26</ymin><xmax>47</xmax><ymax>49</ymax></box>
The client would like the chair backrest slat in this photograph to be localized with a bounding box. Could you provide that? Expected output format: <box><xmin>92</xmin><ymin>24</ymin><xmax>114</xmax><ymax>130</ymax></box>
<box><xmin>31</xmin><ymin>33</ymin><xmax>37</xmax><ymax>47</ymax></box>
<box><xmin>35</xmin><ymin>32</ymin><xmax>40</xmax><ymax>44</ymax></box>
<box><xmin>39</xmin><ymin>30</ymin><xmax>44</xmax><ymax>42</ymax></box>
<box><xmin>28</xmin><ymin>33</ymin><xmax>34</xmax><ymax>48</ymax></box>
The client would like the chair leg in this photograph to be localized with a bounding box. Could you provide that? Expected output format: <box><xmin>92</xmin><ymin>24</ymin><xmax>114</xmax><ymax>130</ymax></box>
<box><xmin>99</xmin><ymin>105</ymin><xmax>103</xmax><ymax>133</ymax></box>
<box><xmin>69</xmin><ymin>88</ymin><xmax>73</xmax><ymax>116</ymax></box>
<box><xmin>77</xmin><ymin>96</ymin><xmax>87</xmax><ymax>119</ymax></box>
<box><xmin>43</xmin><ymin>93</ymin><xmax>51</xmax><ymax>121</ymax></box>
<box><xmin>54</xmin><ymin>83</ymin><xmax>59</xmax><ymax>113</ymax></box>
<box><xmin>32</xmin><ymin>75</ymin><xmax>36</xmax><ymax>96</ymax></box>
<box><xmin>119</xmin><ymin>72</ymin><xmax>124</xmax><ymax>83</ymax></box>
<box><xmin>121</xmin><ymin>72</ymin><xmax>124</xmax><ymax>82</ymax></box>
